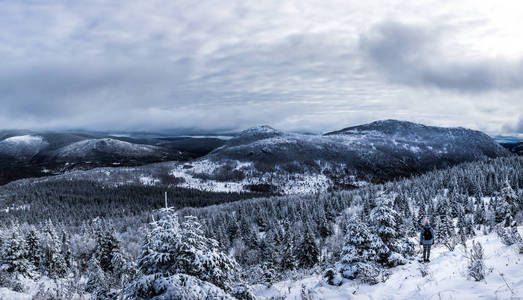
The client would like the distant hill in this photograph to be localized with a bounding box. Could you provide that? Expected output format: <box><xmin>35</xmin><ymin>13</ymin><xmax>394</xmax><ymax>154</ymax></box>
<box><xmin>500</xmin><ymin>142</ymin><xmax>523</xmax><ymax>155</ymax></box>
<box><xmin>0</xmin><ymin>130</ymin><xmax>226</xmax><ymax>185</ymax></box>
<box><xmin>205</xmin><ymin>120</ymin><xmax>510</xmax><ymax>185</ymax></box>
<box><xmin>0</xmin><ymin>120</ymin><xmax>512</xmax><ymax>193</ymax></box>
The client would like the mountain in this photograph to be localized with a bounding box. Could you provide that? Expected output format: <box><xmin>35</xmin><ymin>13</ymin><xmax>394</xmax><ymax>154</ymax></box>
<box><xmin>41</xmin><ymin>138</ymin><xmax>171</xmax><ymax>160</ymax></box>
<box><xmin>0</xmin><ymin>120</ymin><xmax>511</xmax><ymax>193</ymax></box>
<box><xmin>0</xmin><ymin>130</ymin><xmax>226</xmax><ymax>185</ymax></box>
<box><xmin>200</xmin><ymin>120</ymin><xmax>510</xmax><ymax>185</ymax></box>
<box><xmin>0</xmin><ymin>135</ymin><xmax>49</xmax><ymax>160</ymax></box>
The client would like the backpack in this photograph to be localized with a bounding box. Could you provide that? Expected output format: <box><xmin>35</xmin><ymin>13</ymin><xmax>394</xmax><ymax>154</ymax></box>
<box><xmin>423</xmin><ymin>227</ymin><xmax>432</xmax><ymax>240</ymax></box>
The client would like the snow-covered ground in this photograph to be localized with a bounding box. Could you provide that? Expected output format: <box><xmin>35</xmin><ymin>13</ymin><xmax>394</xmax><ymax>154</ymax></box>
<box><xmin>254</xmin><ymin>227</ymin><xmax>523</xmax><ymax>299</ymax></box>
<box><xmin>0</xmin><ymin>288</ymin><xmax>30</xmax><ymax>300</ymax></box>
<box><xmin>0</xmin><ymin>276</ymin><xmax>89</xmax><ymax>300</ymax></box>
<box><xmin>169</xmin><ymin>159</ymin><xmax>339</xmax><ymax>194</ymax></box>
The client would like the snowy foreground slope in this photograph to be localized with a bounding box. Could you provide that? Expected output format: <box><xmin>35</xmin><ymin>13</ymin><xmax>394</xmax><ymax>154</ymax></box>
<box><xmin>254</xmin><ymin>227</ymin><xmax>523</xmax><ymax>300</ymax></box>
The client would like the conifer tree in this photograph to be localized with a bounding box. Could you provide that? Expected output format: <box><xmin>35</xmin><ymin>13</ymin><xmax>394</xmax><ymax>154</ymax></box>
<box><xmin>473</xmin><ymin>199</ymin><xmax>487</xmax><ymax>226</ymax></box>
<box><xmin>280</xmin><ymin>229</ymin><xmax>297</xmax><ymax>271</ymax></box>
<box><xmin>85</xmin><ymin>256</ymin><xmax>107</xmax><ymax>294</ymax></box>
<box><xmin>370</xmin><ymin>197</ymin><xmax>413</xmax><ymax>266</ymax></box>
<box><xmin>60</xmin><ymin>229</ymin><xmax>72</xmax><ymax>268</ymax></box>
<box><xmin>130</xmin><ymin>208</ymin><xmax>238</xmax><ymax>298</ymax></box>
<box><xmin>95</xmin><ymin>229</ymin><xmax>120</xmax><ymax>273</ymax></box>
<box><xmin>296</xmin><ymin>225</ymin><xmax>320</xmax><ymax>269</ymax></box>
<box><xmin>1</xmin><ymin>230</ymin><xmax>32</xmax><ymax>277</ymax></box>
<box><xmin>500</xmin><ymin>179</ymin><xmax>518</xmax><ymax>227</ymax></box>
<box><xmin>437</xmin><ymin>211</ymin><xmax>456</xmax><ymax>251</ymax></box>
<box><xmin>337</xmin><ymin>216</ymin><xmax>382</xmax><ymax>283</ymax></box>
<box><xmin>41</xmin><ymin>221</ymin><xmax>67</xmax><ymax>278</ymax></box>
<box><xmin>25</xmin><ymin>228</ymin><xmax>42</xmax><ymax>270</ymax></box>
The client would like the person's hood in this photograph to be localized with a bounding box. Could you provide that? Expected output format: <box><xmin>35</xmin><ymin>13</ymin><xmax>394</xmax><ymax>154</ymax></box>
<box><xmin>423</xmin><ymin>224</ymin><xmax>431</xmax><ymax>229</ymax></box>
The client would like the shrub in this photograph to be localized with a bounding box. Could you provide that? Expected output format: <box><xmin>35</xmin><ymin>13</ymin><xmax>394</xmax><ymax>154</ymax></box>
<box><xmin>467</xmin><ymin>241</ymin><xmax>486</xmax><ymax>281</ymax></box>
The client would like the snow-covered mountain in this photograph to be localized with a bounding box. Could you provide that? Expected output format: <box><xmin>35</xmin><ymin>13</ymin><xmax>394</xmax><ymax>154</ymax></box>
<box><xmin>0</xmin><ymin>135</ymin><xmax>48</xmax><ymax>160</ymax></box>
<box><xmin>10</xmin><ymin>120</ymin><xmax>510</xmax><ymax>195</ymax></box>
<box><xmin>0</xmin><ymin>130</ymin><xmax>225</xmax><ymax>185</ymax></box>
<box><xmin>48</xmin><ymin>138</ymin><xmax>167</xmax><ymax>160</ymax></box>
<box><xmin>201</xmin><ymin>120</ymin><xmax>510</xmax><ymax>186</ymax></box>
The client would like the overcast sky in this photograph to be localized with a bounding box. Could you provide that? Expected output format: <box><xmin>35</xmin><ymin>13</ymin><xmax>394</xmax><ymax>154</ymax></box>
<box><xmin>0</xmin><ymin>0</ymin><xmax>522</xmax><ymax>135</ymax></box>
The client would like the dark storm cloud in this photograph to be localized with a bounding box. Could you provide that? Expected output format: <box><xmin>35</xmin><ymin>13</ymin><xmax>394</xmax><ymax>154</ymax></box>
<box><xmin>360</xmin><ymin>21</ymin><xmax>523</xmax><ymax>92</ymax></box>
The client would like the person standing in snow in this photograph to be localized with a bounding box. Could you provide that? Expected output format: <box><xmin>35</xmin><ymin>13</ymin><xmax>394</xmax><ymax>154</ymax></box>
<box><xmin>420</xmin><ymin>219</ymin><xmax>434</xmax><ymax>262</ymax></box>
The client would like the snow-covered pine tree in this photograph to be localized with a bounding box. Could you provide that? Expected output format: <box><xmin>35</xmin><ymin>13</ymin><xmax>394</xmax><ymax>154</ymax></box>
<box><xmin>94</xmin><ymin>228</ymin><xmax>121</xmax><ymax>273</ymax></box>
<box><xmin>417</xmin><ymin>201</ymin><xmax>426</xmax><ymax>231</ymax></box>
<box><xmin>41</xmin><ymin>220</ymin><xmax>67</xmax><ymax>278</ymax></box>
<box><xmin>337</xmin><ymin>216</ymin><xmax>383</xmax><ymax>284</ymax></box>
<box><xmin>369</xmin><ymin>197</ymin><xmax>413</xmax><ymax>266</ymax></box>
<box><xmin>495</xmin><ymin>223</ymin><xmax>523</xmax><ymax>246</ymax></box>
<box><xmin>85</xmin><ymin>256</ymin><xmax>108</xmax><ymax>294</ymax></box>
<box><xmin>296</xmin><ymin>225</ymin><xmax>320</xmax><ymax>269</ymax></box>
<box><xmin>473</xmin><ymin>199</ymin><xmax>487</xmax><ymax>227</ymax></box>
<box><xmin>60</xmin><ymin>229</ymin><xmax>72</xmax><ymax>268</ymax></box>
<box><xmin>500</xmin><ymin>179</ymin><xmax>518</xmax><ymax>227</ymax></box>
<box><xmin>260</xmin><ymin>227</ymin><xmax>280</xmax><ymax>269</ymax></box>
<box><xmin>110</xmin><ymin>248</ymin><xmax>136</xmax><ymax>288</ymax></box>
<box><xmin>467</xmin><ymin>241</ymin><xmax>486</xmax><ymax>281</ymax></box>
<box><xmin>317</xmin><ymin>210</ymin><xmax>334</xmax><ymax>238</ymax></box>
<box><xmin>465</xmin><ymin>214</ymin><xmax>475</xmax><ymax>237</ymax></box>
<box><xmin>179</xmin><ymin>215</ymin><xmax>238</xmax><ymax>290</ymax></box>
<box><xmin>280</xmin><ymin>226</ymin><xmax>297</xmax><ymax>271</ymax></box>
<box><xmin>426</xmin><ymin>200</ymin><xmax>436</xmax><ymax>227</ymax></box>
<box><xmin>25</xmin><ymin>228</ymin><xmax>42</xmax><ymax>270</ymax></box>
<box><xmin>128</xmin><ymin>208</ymin><xmax>238</xmax><ymax>299</ymax></box>
<box><xmin>0</xmin><ymin>229</ymin><xmax>33</xmax><ymax>277</ymax></box>
<box><xmin>437</xmin><ymin>210</ymin><xmax>456</xmax><ymax>251</ymax></box>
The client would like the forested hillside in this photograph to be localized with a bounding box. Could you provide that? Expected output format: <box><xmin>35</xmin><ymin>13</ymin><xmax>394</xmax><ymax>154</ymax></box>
<box><xmin>0</xmin><ymin>156</ymin><xmax>521</xmax><ymax>298</ymax></box>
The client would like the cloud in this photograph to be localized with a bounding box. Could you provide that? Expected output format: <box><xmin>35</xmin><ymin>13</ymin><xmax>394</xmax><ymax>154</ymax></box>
<box><xmin>503</xmin><ymin>116</ymin><xmax>523</xmax><ymax>134</ymax></box>
<box><xmin>0</xmin><ymin>0</ymin><xmax>522</xmax><ymax>135</ymax></box>
<box><xmin>517</xmin><ymin>117</ymin><xmax>523</xmax><ymax>133</ymax></box>
<box><xmin>360</xmin><ymin>21</ymin><xmax>523</xmax><ymax>92</ymax></box>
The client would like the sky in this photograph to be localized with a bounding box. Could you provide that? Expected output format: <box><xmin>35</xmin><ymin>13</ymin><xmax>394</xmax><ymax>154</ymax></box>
<box><xmin>0</xmin><ymin>0</ymin><xmax>522</xmax><ymax>135</ymax></box>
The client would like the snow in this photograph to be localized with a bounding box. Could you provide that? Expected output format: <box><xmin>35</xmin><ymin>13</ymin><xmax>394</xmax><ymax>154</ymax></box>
<box><xmin>409</xmin><ymin>146</ymin><xmax>421</xmax><ymax>153</ymax></box>
<box><xmin>55</xmin><ymin>138</ymin><xmax>159</xmax><ymax>158</ymax></box>
<box><xmin>5</xmin><ymin>157</ymin><xmax>358</xmax><ymax>195</ymax></box>
<box><xmin>178</xmin><ymin>135</ymin><xmax>234</xmax><ymax>140</ymax></box>
<box><xmin>240</xmin><ymin>125</ymin><xmax>281</xmax><ymax>136</ymax></box>
<box><xmin>139</xmin><ymin>176</ymin><xmax>160</xmax><ymax>186</ymax></box>
<box><xmin>2</xmin><ymin>135</ymin><xmax>43</xmax><ymax>144</ymax></box>
<box><xmin>0</xmin><ymin>135</ymin><xmax>48</xmax><ymax>159</ymax></box>
<box><xmin>0</xmin><ymin>276</ymin><xmax>90</xmax><ymax>300</ymax></box>
<box><xmin>169</xmin><ymin>160</ymin><xmax>245</xmax><ymax>192</ymax></box>
<box><xmin>166</xmin><ymin>159</ymin><xmax>339</xmax><ymax>194</ymax></box>
<box><xmin>0</xmin><ymin>288</ymin><xmax>31</xmax><ymax>300</ymax></box>
<box><xmin>2</xmin><ymin>204</ymin><xmax>30</xmax><ymax>213</ymax></box>
<box><xmin>254</xmin><ymin>227</ymin><xmax>523</xmax><ymax>299</ymax></box>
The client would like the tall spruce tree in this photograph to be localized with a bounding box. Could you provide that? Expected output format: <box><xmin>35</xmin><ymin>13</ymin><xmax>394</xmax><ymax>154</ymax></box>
<box><xmin>1</xmin><ymin>229</ymin><xmax>32</xmax><ymax>277</ymax></box>
<box><xmin>337</xmin><ymin>216</ymin><xmax>382</xmax><ymax>283</ymax></box>
<box><xmin>41</xmin><ymin>221</ymin><xmax>67</xmax><ymax>278</ymax></box>
<box><xmin>95</xmin><ymin>229</ymin><xmax>121</xmax><ymax>273</ymax></box>
<box><xmin>128</xmin><ymin>208</ymin><xmax>238</xmax><ymax>299</ymax></box>
<box><xmin>296</xmin><ymin>225</ymin><xmax>320</xmax><ymax>269</ymax></box>
<box><xmin>25</xmin><ymin>228</ymin><xmax>42</xmax><ymax>270</ymax></box>
<box><xmin>500</xmin><ymin>179</ymin><xmax>518</xmax><ymax>227</ymax></box>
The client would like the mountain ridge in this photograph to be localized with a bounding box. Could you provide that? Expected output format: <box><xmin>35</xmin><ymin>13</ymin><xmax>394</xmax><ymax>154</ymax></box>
<box><xmin>0</xmin><ymin>120</ymin><xmax>512</xmax><ymax>191</ymax></box>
